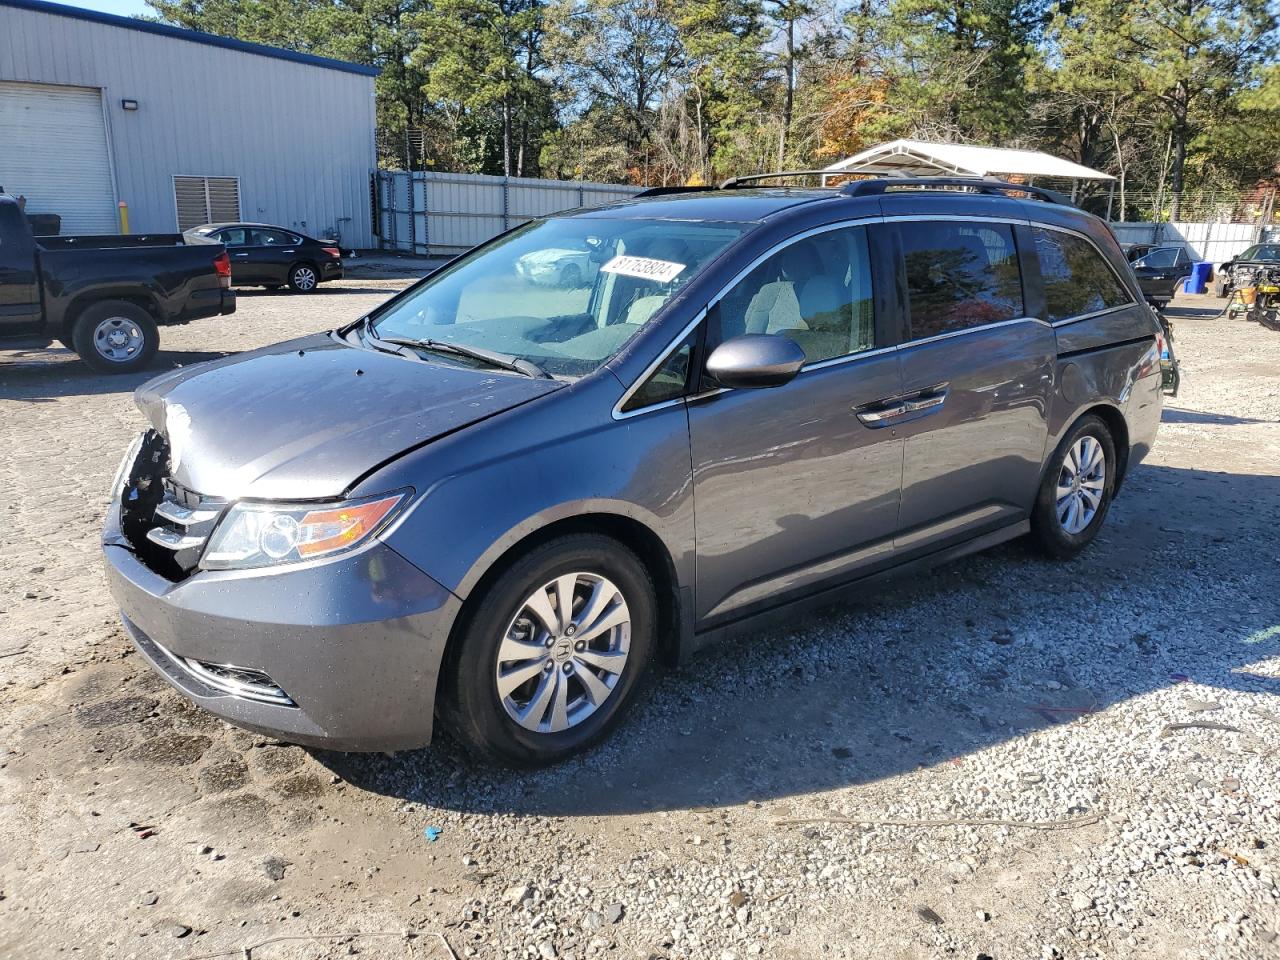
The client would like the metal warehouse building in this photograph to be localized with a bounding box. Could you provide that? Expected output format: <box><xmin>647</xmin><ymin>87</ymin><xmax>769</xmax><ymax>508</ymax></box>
<box><xmin>0</xmin><ymin>0</ymin><xmax>377</xmax><ymax>246</ymax></box>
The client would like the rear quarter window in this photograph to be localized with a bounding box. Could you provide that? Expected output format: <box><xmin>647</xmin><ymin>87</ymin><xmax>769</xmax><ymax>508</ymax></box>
<box><xmin>1033</xmin><ymin>227</ymin><xmax>1132</xmax><ymax>322</ymax></box>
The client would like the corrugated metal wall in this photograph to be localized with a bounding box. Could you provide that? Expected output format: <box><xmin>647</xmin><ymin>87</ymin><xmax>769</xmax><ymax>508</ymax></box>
<box><xmin>376</xmin><ymin>171</ymin><xmax>641</xmax><ymax>255</ymax></box>
<box><xmin>1110</xmin><ymin>221</ymin><xmax>1274</xmax><ymax>265</ymax></box>
<box><xmin>0</xmin><ymin>4</ymin><xmax>377</xmax><ymax>246</ymax></box>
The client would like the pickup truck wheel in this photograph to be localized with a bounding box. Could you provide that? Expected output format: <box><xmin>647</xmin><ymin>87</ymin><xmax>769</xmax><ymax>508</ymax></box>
<box><xmin>287</xmin><ymin>263</ymin><xmax>319</xmax><ymax>293</ymax></box>
<box><xmin>1030</xmin><ymin>415</ymin><xmax>1116</xmax><ymax>560</ymax></box>
<box><xmin>71</xmin><ymin>301</ymin><xmax>159</xmax><ymax>374</ymax></box>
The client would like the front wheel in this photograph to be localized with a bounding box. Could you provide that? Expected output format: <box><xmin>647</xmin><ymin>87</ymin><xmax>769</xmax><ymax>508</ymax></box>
<box><xmin>1030</xmin><ymin>415</ymin><xmax>1117</xmax><ymax>559</ymax></box>
<box><xmin>287</xmin><ymin>263</ymin><xmax>319</xmax><ymax>293</ymax></box>
<box><xmin>441</xmin><ymin>534</ymin><xmax>656</xmax><ymax>766</ymax></box>
<box><xmin>70</xmin><ymin>300</ymin><xmax>159</xmax><ymax>374</ymax></box>
<box><xmin>559</xmin><ymin>263</ymin><xmax>582</xmax><ymax>288</ymax></box>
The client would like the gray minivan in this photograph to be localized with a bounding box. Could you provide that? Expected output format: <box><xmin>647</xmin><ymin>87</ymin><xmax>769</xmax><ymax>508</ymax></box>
<box><xmin>103</xmin><ymin>177</ymin><xmax>1170</xmax><ymax>765</ymax></box>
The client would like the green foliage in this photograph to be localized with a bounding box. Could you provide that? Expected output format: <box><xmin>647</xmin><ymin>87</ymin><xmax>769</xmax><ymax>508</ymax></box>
<box><xmin>150</xmin><ymin>0</ymin><xmax>1280</xmax><ymax>198</ymax></box>
<box><xmin>851</xmin><ymin>0</ymin><xmax>1051</xmax><ymax>142</ymax></box>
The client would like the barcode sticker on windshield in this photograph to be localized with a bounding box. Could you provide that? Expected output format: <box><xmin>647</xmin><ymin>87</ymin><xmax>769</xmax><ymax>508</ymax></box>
<box><xmin>600</xmin><ymin>255</ymin><xmax>686</xmax><ymax>283</ymax></box>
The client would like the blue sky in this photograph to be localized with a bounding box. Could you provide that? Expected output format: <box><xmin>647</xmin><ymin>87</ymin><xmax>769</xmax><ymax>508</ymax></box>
<box><xmin>61</xmin><ymin>0</ymin><xmax>153</xmax><ymax>16</ymax></box>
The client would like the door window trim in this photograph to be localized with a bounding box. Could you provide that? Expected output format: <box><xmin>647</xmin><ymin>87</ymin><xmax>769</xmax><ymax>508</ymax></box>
<box><xmin>880</xmin><ymin>214</ymin><xmax>1138</xmax><ymax>330</ymax></box>
<box><xmin>610</xmin><ymin>212</ymin><xmax>1137</xmax><ymax>420</ymax></box>
<box><xmin>612</xmin><ymin>217</ymin><xmax>885</xmax><ymax>420</ymax></box>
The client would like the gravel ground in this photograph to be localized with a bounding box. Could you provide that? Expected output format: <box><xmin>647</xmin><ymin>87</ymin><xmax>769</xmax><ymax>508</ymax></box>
<box><xmin>0</xmin><ymin>289</ymin><xmax>1277</xmax><ymax>960</ymax></box>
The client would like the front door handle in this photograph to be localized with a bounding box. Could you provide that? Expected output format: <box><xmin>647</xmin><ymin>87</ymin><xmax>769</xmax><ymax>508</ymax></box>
<box><xmin>233</xmin><ymin>253</ymin><xmax>249</xmax><ymax>257</ymax></box>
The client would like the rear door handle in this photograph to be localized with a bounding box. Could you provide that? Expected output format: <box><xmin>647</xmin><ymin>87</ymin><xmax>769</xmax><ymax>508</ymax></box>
<box><xmin>855</xmin><ymin>401</ymin><xmax>907</xmax><ymax>425</ymax></box>
<box><xmin>903</xmin><ymin>389</ymin><xmax>947</xmax><ymax>413</ymax></box>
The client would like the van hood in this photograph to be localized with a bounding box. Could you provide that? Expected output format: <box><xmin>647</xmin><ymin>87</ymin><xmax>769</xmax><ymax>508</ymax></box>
<box><xmin>134</xmin><ymin>333</ymin><xmax>562</xmax><ymax>500</ymax></box>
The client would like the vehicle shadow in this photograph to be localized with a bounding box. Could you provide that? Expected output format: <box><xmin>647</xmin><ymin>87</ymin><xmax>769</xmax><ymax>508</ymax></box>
<box><xmin>1161</xmin><ymin>407</ymin><xmax>1273</xmax><ymax>426</ymax></box>
<box><xmin>234</xmin><ymin>286</ymin><xmax>405</xmax><ymax>297</ymax></box>
<box><xmin>317</xmin><ymin>463</ymin><xmax>1280</xmax><ymax>817</ymax></box>
<box><xmin>1</xmin><ymin>347</ymin><xmax>231</xmax><ymax>400</ymax></box>
<box><xmin>1164</xmin><ymin>301</ymin><xmax>1228</xmax><ymax>321</ymax></box>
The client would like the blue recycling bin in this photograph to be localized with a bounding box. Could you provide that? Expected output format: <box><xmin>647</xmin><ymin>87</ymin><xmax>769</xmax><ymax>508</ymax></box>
<box><xmin>1184</xmin><ymin>261</ymin><xmax>1211</xmax><ymax>294</ymax></box>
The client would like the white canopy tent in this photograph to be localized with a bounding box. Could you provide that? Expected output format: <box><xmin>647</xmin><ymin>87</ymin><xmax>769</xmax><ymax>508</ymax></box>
<box><xmin>824</xmin><ymin>139</ymin><xmax>1113</xmax><ymax>181</ymax></box>
<box><xmin>822</xmin><ymin>139</ymin><xmax>1114</xmax><ymax>208</ymax></box>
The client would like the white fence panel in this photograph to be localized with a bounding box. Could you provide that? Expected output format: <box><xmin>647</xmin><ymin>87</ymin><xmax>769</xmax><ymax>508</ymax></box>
<box><xmin>376</xmin><ymin>170</ymin><xmax>640</xmax><ymax>256</ymax></box>
<box><xmin>1110</xmin><ymin>221</ymin><xmax>1273</xmax><ymax>265</ymax></box>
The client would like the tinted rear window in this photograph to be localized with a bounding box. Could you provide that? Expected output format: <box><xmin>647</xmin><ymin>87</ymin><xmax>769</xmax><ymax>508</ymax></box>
<box><xmin>1034</xmin><ymin>228</ymin><xmax>1131</xmax><ymax>322</ymax></box>
<box><xmin>897</xmin><ymin>221</ymin><xmax>1024</xmax><ymax>339</ymax></box>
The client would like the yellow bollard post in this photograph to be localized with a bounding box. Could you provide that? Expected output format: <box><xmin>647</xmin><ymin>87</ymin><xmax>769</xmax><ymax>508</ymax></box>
<box><xmin>117</xmin><ymin>201</ymin><xmax>129</xmax><ymax>234</ymax></box>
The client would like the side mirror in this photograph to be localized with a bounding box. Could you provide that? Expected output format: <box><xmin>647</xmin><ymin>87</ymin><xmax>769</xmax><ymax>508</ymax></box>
<box><xmin>705</xmin><ymin>334</ymin><xmax>806</xmax><ymax>389</ymax></box>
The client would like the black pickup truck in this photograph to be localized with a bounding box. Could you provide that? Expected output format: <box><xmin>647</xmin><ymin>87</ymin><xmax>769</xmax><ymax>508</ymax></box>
<box><xmin>0</xmin><ymin>194</ymin><xmax>236</xmax><ymax>373</ymax></box>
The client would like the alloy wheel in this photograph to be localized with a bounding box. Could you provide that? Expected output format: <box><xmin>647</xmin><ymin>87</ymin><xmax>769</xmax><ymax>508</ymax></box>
<box><xmin>495</xmin><ymin>572</ymin><xmax>631</xmax><ymax>733</ymax></box>
<box><xmin>1056</xmin><ymin>436</ymin><xmax>1106</xmax><ymax>535</ymax></box>
<box><xmin>293</xmin><ymin>267</ymin><xmax>317</xmax><ymax>290</ymax></box>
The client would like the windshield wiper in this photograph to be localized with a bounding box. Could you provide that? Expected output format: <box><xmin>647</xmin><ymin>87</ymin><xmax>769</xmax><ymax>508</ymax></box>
<box><xmin>362</xmin><ymin>321</ymin><xmax>551</xmax><ymax>379</ymax></box>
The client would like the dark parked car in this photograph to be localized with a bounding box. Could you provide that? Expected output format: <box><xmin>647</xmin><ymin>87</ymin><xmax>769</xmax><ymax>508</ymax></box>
<box><xmin>1129</xmin><ymin>245</ymin><xmax>1194</xmax><ymax>307</ymax></box>
<box><xmin>1223</xmin><ymin>242</ymin><xmax>1280</xmax><ymax>270</ymax></box>
<box><xmin>0</xmin><ymin>194</ymin><xmax>235</xmax><ymax>373</ymax></box>
<box><xmin>105</xmin><ymin>177</ymin><xmax>1170</xmax><ymax>765</ymax></box>
<box><xmin>184</xmin><ymin>223</ymin><xmax>343</xmax><ymax>292</ymax></box>
<box><xmin>1121</xmin><ymin>242</ymin><xmax>1161</xmax><ymax>262</ymax></box>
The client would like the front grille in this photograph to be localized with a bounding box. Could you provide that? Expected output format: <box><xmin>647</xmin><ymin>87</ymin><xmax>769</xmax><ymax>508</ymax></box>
<box><xmin>120</xmin><ymin>431</ymin><xmax>225</xmax><ymax>580</ymax></box>
<box><xmin>144</xmin><ymin>480</ymin><xmax>226</xmax><ymax>574</ymax></box>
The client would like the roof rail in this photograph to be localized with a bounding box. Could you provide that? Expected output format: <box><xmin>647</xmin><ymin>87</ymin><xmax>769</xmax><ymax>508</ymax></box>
<box><xmin>839</xmin><ymin>176</ymin><xmax>1073</xmax><ymax>206</ymax></box>
<box><xmin>630</xmin><ymin>185</ymin><xmax>718</xmax><ymax>199</ymax></box>
<box><xmin>718</xmin><ymin>170</ymin><xmax>838</xmax><ymax>189</ymax></box>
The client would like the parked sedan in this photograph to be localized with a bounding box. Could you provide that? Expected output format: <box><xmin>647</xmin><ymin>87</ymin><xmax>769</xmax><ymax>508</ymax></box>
<box><xmin>185</xmin><ymin>223</ymin><xmax>342</xmax><ymax>292</ymax></box>
<box><xmin>1129</xmin><ymin>245</ymin><xmax>1193</xmax><ymax>306</ymax></box>
<box><xmin>515</xmin><ymin>247</ymin><xmax>596</xmax><ymax>287</ymax></box>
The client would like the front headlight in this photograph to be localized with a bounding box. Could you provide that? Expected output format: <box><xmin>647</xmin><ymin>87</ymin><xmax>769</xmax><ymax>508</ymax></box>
<box><xmin>112</xmin><ymin>432</ymin><xmax>146</xmax><ymax>500</ymax></box>
<box><xmin>200</xmin><ymin>491</ymin><xmax>408</xmax><ymax>571</ymax></box>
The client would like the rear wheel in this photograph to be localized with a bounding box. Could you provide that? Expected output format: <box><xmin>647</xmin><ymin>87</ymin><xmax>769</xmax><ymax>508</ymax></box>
<box><xmin>1030</xmin><ymin>415</ymin><xmax>1116</xmax><ymax>559</ymax></box>
<box><xmin>288</xmin><ymin>263</ymin><xmax>319</xmax><ymax>293</ymax></box>
<box><xmin>70</xmin><ymin>300</ymin><xmax>159</xmax><ymax>374</ymax></box>
<box><xmin>441</xmin><ymin>534</ymin><xmax>656</xmax><ymax>766</ymax></box>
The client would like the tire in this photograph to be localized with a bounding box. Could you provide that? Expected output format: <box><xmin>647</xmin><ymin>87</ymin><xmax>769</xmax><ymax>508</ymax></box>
<box><xmin>70</xmin><ymin>300</ymin><xmax>159</xmax><ymax>374</ymax></box>
<box><xmin>559</xmin><ymin>263</ymin><xmax>582</xmax><ymax>288</ymax></box>
<box><xmin>287</xmin><ymin>263</ymin><xmax>319</xmax><ymax>293</ymax></box>
<box><xmin>1030</xmin><ymin>415</ymin><xmax>1117</xmax><ymax>560</ymax></box>
<box><xmin>440</xmin><ymin>533</ymin><xmax>656</xmax><ymax>766</ymax></box>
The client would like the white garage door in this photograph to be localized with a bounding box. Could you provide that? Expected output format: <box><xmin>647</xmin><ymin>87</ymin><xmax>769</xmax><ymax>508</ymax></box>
<box><xmin>0</xmin><ymin>81</ymin><xmax>118</xmax><ymax>235</ymax></box>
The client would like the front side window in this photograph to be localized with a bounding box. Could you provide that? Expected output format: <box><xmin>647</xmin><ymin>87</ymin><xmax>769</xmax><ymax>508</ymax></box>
<box><xmin>622</xmin><ymin>333</ymin><xmax>694</xmax><ymax>411</ymax></box>
<box><xmin>217</xmin><ymin>228</ymin><xmax>248</xmax><ymax>246</ymax></box>
<box><xmin>370</xmin><ymin>218</ymin><xmax>744</xmax><ymax>379</ymax></box>
<box><xmin>1134</xmin><ymin>247</ymin><xmax>1180</xmax><ymax>269</ymax></box>
<box><xmin>706</xmin><ymin>224</ymin><xmax>875</xmax><ymax>364</ymax></box>
<box><xmin>1034</xmin><ymin>227</ymin><xmax>1131</xmax><ymax>322</ymax></box>
<box><xmin>898</xmin><ymin>221</ymin><xmax>1024</xmax><ymax>339</ymax></box>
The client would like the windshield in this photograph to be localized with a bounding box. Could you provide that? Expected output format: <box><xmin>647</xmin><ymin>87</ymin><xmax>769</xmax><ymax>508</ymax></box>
<box><xmin>369</xmin><ymin>217</ymin><xmax>745</xmax><ymax>378</ymax></box>
<box><xmin>1239</xmin><ymin>244</ymin><xmax>1280</xmax><ymax>262</ymax></box>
